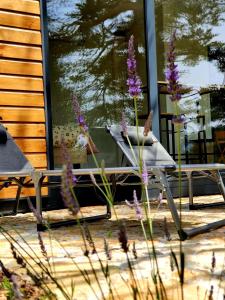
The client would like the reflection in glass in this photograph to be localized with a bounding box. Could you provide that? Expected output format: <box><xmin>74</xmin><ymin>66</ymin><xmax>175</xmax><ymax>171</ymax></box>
<box><xmin>155</xmin><ymin>0</ymin><xmax>225</xmax><ymax>163</ymax></box>
<box><xmin>47</xmin><ymin>0</ymin><xmax>147</xmax><ymax>167</ymax></box>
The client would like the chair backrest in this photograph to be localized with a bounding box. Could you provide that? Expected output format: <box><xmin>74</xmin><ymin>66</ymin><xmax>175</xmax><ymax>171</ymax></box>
<box><xmin>0</xmin><ymin>125</ymin><xmax>34</xmax><ymax>173</ymax></box>
<box><xmin>107</xmin><ymin>125</ymin><xmax>176</xmax><ymax>168</ymax></box>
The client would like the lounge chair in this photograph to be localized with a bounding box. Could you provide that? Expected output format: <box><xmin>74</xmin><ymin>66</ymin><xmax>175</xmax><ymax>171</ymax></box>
<box><xmin>107</xmin><ymin>125</ymin><xmax>225</xmax><ymax>240</ymax></box>
<box><xmin>0</xmin><ymin>124</ymin><xmax>35</xmax><ymax>214</ymax></box>
<box><xmin>0</xmin><ymin>124</ymin><xmax>138</xmax><ymax>231</ymax></box>
<box><xmin>0</xmin><ymin>125</ymin><xmax>112</xmax><ymax>226</ymax></box>
<box><xmin>2</xmin><ymin>123</ymin><xmax>225</xmax><ymax>240</ymax></box>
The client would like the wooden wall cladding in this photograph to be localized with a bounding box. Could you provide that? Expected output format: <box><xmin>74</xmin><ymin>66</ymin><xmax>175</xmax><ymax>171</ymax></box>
<box><xmin>0</xmin><ymin>0</ymin><xmax>40</xmax><ymax>15</ymax></box>
<box><xmin>0</xmin><ymin>0</ymin><xmax>48</xmax><ymax>199</ymax></box>
<box><xmin>0</xmin><ymin>44</ymin><xmax>42</xmax><ymax>61</ymax></box>
<box><xmin>0</xmin><ymin>11</ymin><xmax>40</xmax><ymax>30</ymax></box>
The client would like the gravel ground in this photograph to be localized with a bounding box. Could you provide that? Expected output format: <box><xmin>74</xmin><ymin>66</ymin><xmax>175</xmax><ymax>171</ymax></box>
<box><xmin>0</xmin><ymin>195</ymin><xmax>224</xmax><ymax>299</ymax></box>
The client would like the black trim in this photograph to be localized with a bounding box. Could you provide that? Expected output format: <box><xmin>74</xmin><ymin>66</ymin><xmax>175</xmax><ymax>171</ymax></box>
<box><xmin>40</xmin><ymin>0</ymin><xmax>54</xmax><ymax>170</ymax></box>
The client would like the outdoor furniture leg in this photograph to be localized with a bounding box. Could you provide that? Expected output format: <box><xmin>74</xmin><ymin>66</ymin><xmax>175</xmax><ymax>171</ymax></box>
<box><xmin>189</xmin><ymin>170</ymin><xmax>225</xmax><ymax>209</ymax></box>
<box><xmin>214</xmin><ymin>170</ymin><xmax>225</xmax><ymax>201</ymax></box>
<box><xmin>153</xmin><ymin>170</ymin><xmax>187</xmax><ymax>241</ymax></box>
<box><xmin>153</xmin><ymin>169</ymin><xmax>225</xmax><ymax>240</ymax></box>
<box><xmin>32</xmin><ymin>171</ymin><xmax>111</xmax><ymax>232</ymax></box>
<box><xmin>186</xmin><ymin>172</ymin><xmax>194</xmax><ymax>209</ymax></box>
<box><xmin>13</xmin><ymin>177</ymin><xmax>26</xmax><ymax>215</ymax></box>
<box><xmin>184</xmin><ymin>219</ymin><xmax>225</xmax><ymax>238</ymax></box>
<box><xmin>31</xmin><ymin>171</ymin><xmax>45</xmax><ymax>231</ymax></box>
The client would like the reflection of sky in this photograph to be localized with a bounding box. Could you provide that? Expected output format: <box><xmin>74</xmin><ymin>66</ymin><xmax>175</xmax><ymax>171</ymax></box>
<box><xmin>47</xmin><ymin>0</ymin><xmax>79</xmax><ymax>32</ymax></box>
<box><xmin>177</xmin><ymin>12</ymin><xmax>225</xmax><ymax>88</ymax></box>
<box><xmin>179</xmin><ymin>60</ymin><xmax>224</xmax><ymax>87</ymax></box>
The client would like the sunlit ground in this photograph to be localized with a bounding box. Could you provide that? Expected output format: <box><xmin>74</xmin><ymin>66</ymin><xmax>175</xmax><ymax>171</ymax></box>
<box><xmin>0</xmin><ymin>195</ymin><xmax>224</xmax><ymax>299</ymax></box>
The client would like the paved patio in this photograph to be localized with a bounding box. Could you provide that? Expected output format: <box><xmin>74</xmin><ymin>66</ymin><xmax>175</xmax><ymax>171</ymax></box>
<box><xmin>0</xmin><ymin>195</ymin><xmax>225</xmax><ymax>299</ymax></box>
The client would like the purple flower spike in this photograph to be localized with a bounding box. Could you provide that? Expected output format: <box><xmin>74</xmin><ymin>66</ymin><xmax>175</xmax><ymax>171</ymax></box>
<box><xmin>165</xmin><ymin>31</ymin><xmax>181</xmax><ymax>102</ymax></box>
<box><xmin>60</xmin><ymin>142</ymin><xmax>79</xmax><ymax>215</ymax></box>
<box><xmin>142</xmin><ymin>160</ymin><xmax>148</xmax><ymax>187</ymax></box>
<box><xmin>72</xmin><ymin>94</ymin><xmax>88</xmax><ymax>132</ymax></box>
<box><xmin>72</xmin><ymin>94</ymin><xmax>81</xmax><ymax>119</ymax></box>
<box><xmin>133</xmin><ymin>190</ymin><xmax>143</xmax><ymax>221</ymax></box>
<box><xmin>127</xmin><ymin>35</ymin><xmax>142</xmax><ymax>99</ymax></box>
<box><xmin>125</xmin><ymin>190</ymin><xmax>143</xmax><ymax>221</ymax></box>
<box><xmin>171</xmin><ymin>114</ymin><xmax>186</xmax><ymax>124</ymax></box>
<box><xmin>61</xmin><ymin>141</ymin><xmax>77</xmax><ymax>185</ymax></box>
<box><xmin>78</xmin><ymin>115</ymin><xmax>88</xmax><ymax>132</ymax></box>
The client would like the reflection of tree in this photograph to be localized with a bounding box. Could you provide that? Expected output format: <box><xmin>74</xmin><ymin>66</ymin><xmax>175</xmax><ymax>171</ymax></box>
<box><xmin>208</xmin><ymin>45</ymin><xmax>225</xmax><ymax>72</ymax></box>
<box><xmin>47</xmin><ymin>0</ymin><xmax>146</xmax><ymax>126</ymax></box>
<box><xmin>155</xmin><ymin>0</ymin><xmax>225</xmax><ymax>80</ymax></box>
<box><xmin>210</xmin><ymin>88</ymin><xmax>225</xmax><ymax>127</ymax></box>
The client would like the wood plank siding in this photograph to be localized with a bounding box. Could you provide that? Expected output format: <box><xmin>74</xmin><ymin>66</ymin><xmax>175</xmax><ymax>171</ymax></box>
<box><xmin>0</xmin><ymin>0</ymin><xmax>47</xmax><ymax>199</ymax></box>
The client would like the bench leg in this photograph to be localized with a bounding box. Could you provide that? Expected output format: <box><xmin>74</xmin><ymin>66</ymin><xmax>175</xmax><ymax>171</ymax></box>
<box><xmin>13</xmin><ymin>177</ymin><xmax>25</xmax><ymax>215</ymax></box>
<box><xmin>33</xmin><ymin>172</ymin><xmax>112</xmax><ymax>232</ymax></box>
<box><xmin>189</xmin><ymin>170</ymin><xmax>225</xmax><ymax>210</ymax></box>
<box><xmin>214</xmin><ymin>170</ymin><xmax>225</xmax><ymax>201</ymax></box>
<box><xmin>31</xmin><ymin>171</ymin><xmax>45</xmax><ymax>231</ymax></box>
<box><xmin>153</xmin><ymin>170</ymin><xmax>187</xmax><ymax>240</ymax></box>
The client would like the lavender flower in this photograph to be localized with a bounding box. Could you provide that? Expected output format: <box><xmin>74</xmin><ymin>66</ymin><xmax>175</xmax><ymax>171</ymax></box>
<box><xmin>211</xmin><ymin>251</ymin><xmax>216</xmax><ymax>273</ymax></box>
<box><xmin>158</xmin><ymin>192</ymin><xmax>163</xmax><ymax>204</ymax></box>
<box><xmin>61</xmin><ymin>143</ymin><xmax>79</xmax><ymax>215</ymax></box>
<box><xmin>133</xmin><ymin>190</ymin><xmax>142</xmax><ymax>220</ymax></box>
<box><xmin>163</xmin><ymin>217</ymin><xmax>171</xmax><ymax>241</ymax></box>
<box><xmin>78</xmin><ymin>115</ymin><xmax>88</xmax><ymax>132</ymax></box>
<box><xmin>165</xmin><ymin>31</ymin><xmax>181</xmax><ymax>102</ymax></box>
<box><xmin>89</xmin><ymin>172</ymin><xmax>97</xmax><ymax>186</ymax></box>
<box><xmin>10</xmin><ymin>243</ymin><xmax>26</xmax><ymax>268</ymax></box>
<box><xmin>26</xmin><ymin>269</ymin><xmax>41</xmax><ymax>287</ymax></box>
<box><xmin>83</xmin><ymin>223</ymin><xmax>96</xmax><ymax>254</ymax></box>
<box><xmin>72</xmin><ymin>94</ymin><xmax>81</xmax><ymax>119</ymax></box>
<box><xmin>27</xmin><ymin>197</ymin><xmax>43</xmax><ymax>224</ymax></box>
<box><xmin>125</xmin><ymin>190</ymin><xmax>143</xmax><ymax>221</ymax></box>
<box><xmin>72</xmin><ymin>94</ymin><xmax>88</xmax><ymax>132</ymax></box>
<box><xmin>171</xmin><ymin>114</ymin><xmax>186</xmax><ymax>124</ymax></box>
<box><xmin>127</xmin><ymin>35</ymin><xmax>142</xmax><ymax>99</ymax></box>
<box><xmin>118</xmin><ymin>222</ymin><xmax>129</xmax><ymax>253</ymax></box>
<box><xmin>11</xmin><ymin>275</ymin><xmax>23</xmax><ymax>300</ymax></box>
<box><xmin>61</xmin><ymin>141</ymin><xmax>77</xmax><ymax>186</ymax></box>
<box><xmin>209</xmin><ymin>285</ymin><xmax>214</xmax><ymax>300</ymax></box>
<box><xmin>121</xmin><ymin>112</ymin><xmax>128</xmax><ymax>136</ymax></box>
<box><xmin>132</xmin><ymin>241</ymin><xmax>137</xmax><ymax>259</ymax></box>
<box><xmin>0</xmin><ymin>260</ymin><xmax>13</xmax><ymax>279</ymax></box>
<box><xmin>61</xmin><ymin>165</ymin><xmax>79</xmax><ymax>216</ymax></box>
<box><xmin>104</xmin><ymin>238</ymin><xmax>112</xmax><ymax>260</ymax></box>
<box><xmin>38</xmin><ymin>232</ymin><xmax>48</xmax><ymax>261</ymax></box>
<box><xmin>142</xmin><ymin>160</ymin><xmax>148</xmax><ymax>187</ymax></box>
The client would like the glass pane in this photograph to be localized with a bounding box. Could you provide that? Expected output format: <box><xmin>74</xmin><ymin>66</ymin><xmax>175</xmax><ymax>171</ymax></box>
<box><xmin>155</xmin><ymin>0</ymin><xmax>225</xmax><ymax>164</ymax></box>
<box><xmin>47</xmin><ymin>0</ymin><xmax>148</xmax><ymax>167</ymax></box>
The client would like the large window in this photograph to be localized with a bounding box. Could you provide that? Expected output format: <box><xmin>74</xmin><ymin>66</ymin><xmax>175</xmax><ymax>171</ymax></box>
<box><xmin>46</xmin><ymin>0</ymin><xmax>148</xmax><ymax>167</ymax></box>
<box><xmin>155</xmin><ymin>0</ymin><xmax>225</xmax><ymax>163</ymax></box>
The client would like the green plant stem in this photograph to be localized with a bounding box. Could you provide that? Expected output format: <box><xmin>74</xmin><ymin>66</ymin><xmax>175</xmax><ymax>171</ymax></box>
<box><xmin>86</xmin><ymin>136</ymin><xmax>119</xmax><ymax>220</ymax></box>
<box><xmin>126</xmin><ymin>135</ymin><xmax>139</xmax><ymax>166</ymax></box>
<box><xmin>144</xmin><ymin>186</ymin><xmax>152</xmax><ymax>233</ymax></box>
<box><xmin>125</xmin><ymin>252</ymin><xmax>143</xmax><ymax>300</ymax></box>
<box><xmin>174</xmin><ymin>101</ymin><xmax>184</xmax><ymax>300</ymax></box>
<box><xmin>55</xmin><ymin>239</ymin><xmax>101</xmax><ymax>300</ymax></box>
<box><xmin>134</xmin><ymin>98</ymin><xmax>141</xmax><ymax>165</ymax></box>
<box><xmin>0</xmin><ymin>228</ymin><xmax>54</xmax><ymax>297</ymax></box>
